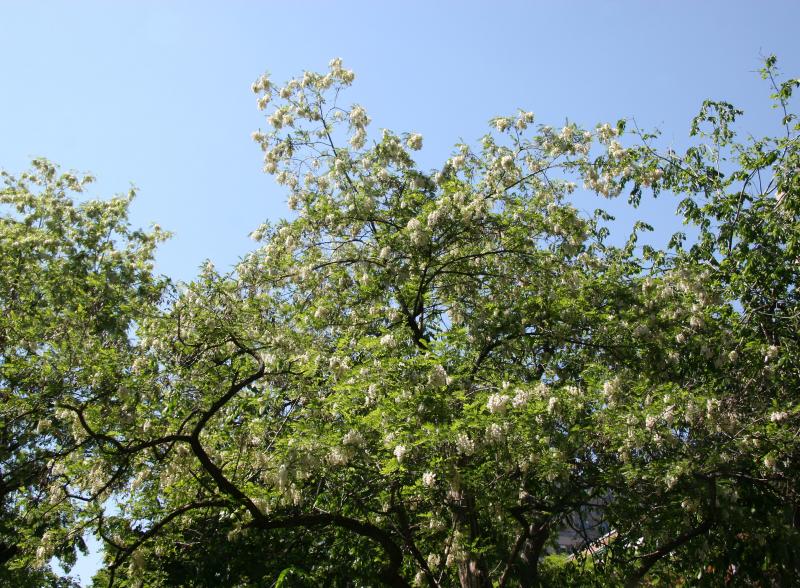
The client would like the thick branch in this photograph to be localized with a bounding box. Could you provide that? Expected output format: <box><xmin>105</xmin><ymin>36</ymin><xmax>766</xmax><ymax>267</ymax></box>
<box><xmin>624</xmin><ymin>519</ymin><xmax>712</xmax><ymax>588</ymax></box>
<box><xmin>250</xmin><ymin>512</ymin><xmax>409</xmax><ymax>587</ymax></box>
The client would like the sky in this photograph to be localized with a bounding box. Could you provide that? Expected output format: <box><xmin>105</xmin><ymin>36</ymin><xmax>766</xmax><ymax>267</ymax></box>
<box><xmin>2</xmin><ymin>0</ymin><xmax>799</xmax><ymax>583</ymax></box>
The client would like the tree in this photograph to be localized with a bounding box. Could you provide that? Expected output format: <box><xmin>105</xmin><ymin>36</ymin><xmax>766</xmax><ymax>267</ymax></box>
<box><xmin>0</xmin><ymin>160</ymin><xmax>166</xmax><ymax>586</ymax></box>
<box><xmin>3</xmin><ymin>57</ymin><xmax>798</xmax><ymax>587</ymax></box>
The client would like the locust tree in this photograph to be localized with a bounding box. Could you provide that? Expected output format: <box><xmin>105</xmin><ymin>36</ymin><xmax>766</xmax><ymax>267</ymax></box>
<box><xmin>0</xmin><ymin>161</ymin><xmax>166</xmax><ymax>586</ymax></box>
<box><xmin>3</xmin><ymin>57</ymin><xmax>799</xmax><ymax>587</ymax></box>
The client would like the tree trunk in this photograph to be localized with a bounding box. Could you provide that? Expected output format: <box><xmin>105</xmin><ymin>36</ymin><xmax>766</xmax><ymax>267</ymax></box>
<box><xmin>458</xmin><ymin>557</ymin><xmax>491</xmax><ymax>588</ymax></box>
<box><xmin>449</xmin><ymin>485</ymin><xmax>492</xmax><ymax>588</ymax></box>
<box><xmin>518</xmin><ymin>522</ymin><xmax>549</xmax><ymax>587</ymax></box>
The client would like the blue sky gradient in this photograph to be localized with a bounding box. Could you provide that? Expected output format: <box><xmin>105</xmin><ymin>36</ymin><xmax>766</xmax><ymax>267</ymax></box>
<box><xmin>2</xmin><ymin>1</ymin><xmax>799</xmax><ymax>583</ymax></box>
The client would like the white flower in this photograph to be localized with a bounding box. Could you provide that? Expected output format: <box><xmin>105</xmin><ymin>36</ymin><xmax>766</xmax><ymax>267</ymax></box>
<box><xmin>499</xmin><ymin>155</ymin><xmax>515</xmax><ymax>170</ymax></box>
<box><xmin>597</xmin><ymin>122</ymin><xmax>617</xmax><ymax>141</ymax></box>
<box><xmin>486</xmin><ymin>393</ymin><xmax>511</xmax><ymax>415</ymax></box>
<box><xmin>251</xmin><ymin>73</ymin><xmax>272</xmax><ymax>94</ymax></box>
<box><xmin>422</xmin><ymin>471</ymin><xmax>436</xmax><ymax>487</ymax></box>
<box><xmin>380</xmin><ymin>334</ymin><xmax>395</xmax><ymax>347</ymax></box>
<box><xmin>486</xmin><ymin>423</ymin><xmax>505</xmax><ymax>442</ymax></box>
<box><xmin>451</xmin><ymin>154</ymin><xmax>466</xmax><ymax>169</ymax></box>
<box><xmin>349</xmin><ymin>104</ymin><xmax>370</xmax><ymax>128</ymax></box>
<box><xmin>379</xmin><ymin>245</ymin><xmax>391</xmax><ymax>260</ymax></box>
<box><xmin>428</xmin><ymin>365</ymin><xmax>448</xmax><ymax>387</ymax></box>
<box><xmin>512</xmin><ymin>388</ymin><xmax>531</xmax><ymax>408</ymax></box>
<box><xmin>455</xmin><ymin>433</ymin><xmax>475</xmax><ymax>455</ymax></box>
<box><xmin>394</xmin><ymin>444</ymin><xmax>407</xmax><ymax>463</ymax></box>
<box><xmin>494</xmin><ymin>117</ymin><xmax>511</xmax><ymax>132</ymax></box>
<box><xmin>728</xmin><ymin>350</ymin><xmax>739</xmax><ymax>363</ymax></box>
<box><xmin>608</xmin><ymin>140</ymin><xmax>625</xmax><ymax>159</ymax></box>
<box><xmin>343</xmin><ymin>429</ymin><xmax>365</xmax><ymax>446</ymax></box>
<box><xmin>602</xmin><ymin>378</ymin><xmax>619</xmax><ymax>399</ymax></box>
<box><xmin>547</xmin><ymin>396</ymin><xmax>557</xmax><ymax>414</ymax></box>
<box><xmin>770</xmin><ymin>411</ymin><xmax>788</xmax><ymax>423</ymax></box>
<box><xmin>327</xmin><ymin>447</ymin><xmax>349</xmax><ymax>466</ymax></box>
<box><xmin>35</xmin><ymin>543</ymin><xmax>52</xmax><ymax>564</ymax></box>
<box><xmin>645</xmin><ymin>415</ymin><xmax>657</xmax><ymax>430</ymax></box>
<box><xmin>661</xmin><ymin>405</ymin><xmax>675</xmax><ymax>425</ymax></box>
<box><xmin>406</xmin><ymin>133</ymin><xmax>423</xmax><ymax>150</ymax></box>
<box><xmin>349</xmin><ymin>128</ymin><xmax>367</xmax><ymax>150</ymax></box>
<box><xmin>277</xmin><ymin>464</ymin><xmax>290</xmax><ymax>489</ymax></box>
<box><xmin>426</xmin><ymin>207</ymin><xmax>444</xmax><ymax>228</ymax></box>
<box><xmin>765</xmin><ymin>345</ymin><xmax>779</xmax><ymax>361</ymax></box>
<box><xmin>516</xmin><ymin>111</ymin><xmax>534</xmax><ymax>129</ymax></box>
<box><xmin>366</xmin><ymin>383</ymin><xmax>379</xmax><ymax>405</ymax></box>
<box><xmin>426</xmin><ymin>553</ymin><xmax>441</xmax><ymax>568</ymax></box>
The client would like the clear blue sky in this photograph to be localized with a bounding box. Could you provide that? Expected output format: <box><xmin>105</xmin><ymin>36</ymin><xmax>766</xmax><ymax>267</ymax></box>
<box><xmin>1</xmin><ymin>0</ymin><xmax>799</xmax><ymax>582</ymax></box>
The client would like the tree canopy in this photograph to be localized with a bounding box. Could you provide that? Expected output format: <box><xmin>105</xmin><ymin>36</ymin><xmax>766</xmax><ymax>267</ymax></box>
<box><xmin>1</xmin><ymin>57</ymin><xmax>799</xmax><ymax>587</ymax></box>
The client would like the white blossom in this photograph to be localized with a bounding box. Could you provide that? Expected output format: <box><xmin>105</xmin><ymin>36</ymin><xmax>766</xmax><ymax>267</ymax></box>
<box><xmin>486</xmin><ymin>393</ymin><xmax>511</xmax><ymax>415</ymax></box>
<box><xmin>422</xmin><ymin>471</ymin><xmax>436</xmax><ymax>487</ymax></box>
<box><xmin>428</xmin><ymin>365</ymin><xmax>448</xmax><ymax>387</ymax></box>
<box><xmin>328</xmin><ymin>447</ymin><xmax>349</xmax><ymax>466</ymax></box>
<box><xmin>516</xmin><ymin>111</ymin><xmax>534</xmax><ymax>129</ymax></box>
<box><xmin>665</xmin><ymin>473</ymin><xmax>678</xmax><ymax>489</ymax></box>
<box><xmin>455</xmin><ymin>433</ymin><xmax>475</xmax><ymax>455</ymax></box>
<box><xmin>770</xmin><ymin>411</ymin><xmax>788</xmax><ymax>423</ymax></box>
<box><xmin>349</xmin><ymin>128</ymin><xmax>367</xmax><ymax>150</ymax></box>
<box><xmin>343</xmin><ymin>429</ymin><xmax>365</xmax><ymax>446</ymax></box>
<box><xmin>512</xmin><ymin>388</ymin><xmax>531</xmax><ymax>408</ymax></box>
<box><xmin>349</xmin><ymin>104</ymin><xmax>370</xmax><ymax>128</ymax></box>
<box><xmin>366</xmin><ymin>383</ymin><xmax>379</xmax><ymax>405</ymax></box>
<box><xmin>765</xmin><ymin>345</ymin><xmax>779</xmax><ymax>361</ymax></box>
<box><xmin>662</xmin><ymin>405</ymin><xmax>675</xmax><ymax>425</ymax></box>
<box><xmin>486</xmin><ymin>423</ymin><xmax>505</xmax><ymax>443</ymax></box>
<box><xmin>394</xmin><ymin>444</ymin><xmax>407</xmax><ymax>463</ymax></box>
<box><xmin>406</xmin><ymin>133</ymin><xmax>423</xmax><ymax>150</ymax></box>
<box><xmin>277</xmin><ymin>464</ymin><xmax>290</xmax><ymax>490</ymax></box>
<box><xmin>494</xmin><ymin>117</ymin><xmax>511</xmax><ymax>132</ymax></box>
<box><xmin>597</xmin><ymin>122</ymin><xmax>618</xmax><ymax>142</ymax></box>
<box><xmin>602</xmin><ymin>378</ymin><xmax>620</xmax><ymax>400</ymax></box>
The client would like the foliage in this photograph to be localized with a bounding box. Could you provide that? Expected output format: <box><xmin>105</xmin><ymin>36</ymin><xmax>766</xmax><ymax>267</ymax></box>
<box><xmin>2</xmin><ymin>57</ymin><xmax>798</xmax><ymax>587</ymax></box>
<box><xmin>0</xmin><ymin>161</ymin><xmax>166</xmax><ymax>586</ymax></box>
